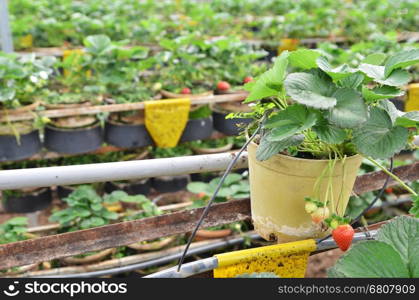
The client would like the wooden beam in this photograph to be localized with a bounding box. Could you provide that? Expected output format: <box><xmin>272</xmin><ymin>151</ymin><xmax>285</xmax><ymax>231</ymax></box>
<box><xmin>0</xmin><ymin>198</ymin><xmax>251</xmax><ymax>269</ymax></box>
<box><xmin>0</xmin><ymin>162</ymin><xmax>418</xmax><ymax>269</ymax></box>
<box><xmin>0</xmin><ymin>93</ymin><xmax>248</xmax><ymax>122</ymax></box>
<box><xmin>353</xmin><ymin>162</ymin><xmax>419</xmax><ymax>195</ymax></box>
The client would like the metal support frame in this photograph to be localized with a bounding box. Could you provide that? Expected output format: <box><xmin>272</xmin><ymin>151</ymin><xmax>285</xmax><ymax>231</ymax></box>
<box><xmin>0</xmin><ymin>0</ymin><xmax>13</xmax><ymax>53</ymax></box>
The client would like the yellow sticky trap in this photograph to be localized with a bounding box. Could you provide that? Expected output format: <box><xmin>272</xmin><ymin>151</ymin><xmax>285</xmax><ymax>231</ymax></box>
<box><xmin>145</xmin><ymin>98</ymin><xmax>191</xmax><ymax>148</ymax></box>
<box><xmin>214</xmin><ymin>239</ymin><xmax>316</xmax><ymax>278</ymax></box>
<box><xmin>18</xmin><ymin>34</ymin><xmax>33</xmax><ymax>49</ymax></box>
<box><xmin>406</xmin><ymin>83</ymin><xmax>419</xmax><ymax>112</ymax></box>
<box><xmin>278</xmin><ymin>38</ymin><xmax>299</xmax><ymax>54</ymax></box>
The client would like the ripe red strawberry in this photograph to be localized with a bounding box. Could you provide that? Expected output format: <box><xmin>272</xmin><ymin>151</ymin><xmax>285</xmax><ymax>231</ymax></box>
<box><xmin>197</xmin><ymin>192</ymin><xmax>206</xmax><ymax>198</ymax></box>
<box><xmin>385</xmin><ymin>187</ymin><xmax>393</xmax><ymax>194</ymax></box>
<box><xmin>243</xmin><ymin>76</ymin><xmax>253</xmax><ymax>84</ymax></box>
<box><xmin>217</xmin><ymin>81</ymin><xmax>230</xmax><ymax>91</ymax></box>
<box><xmin>180</xmin><ymin>87</ymin><xmax>191</xmax><ymax>94</ymax></box>
<box><xmin>332</xmin><ymin>224</ymin><xmax>354</xmax><ymax>251</ymax></box>
<box><xmin>311</xmin><ymin>207</ymin><xmax>329</xmax><ymax>224</ymax></box>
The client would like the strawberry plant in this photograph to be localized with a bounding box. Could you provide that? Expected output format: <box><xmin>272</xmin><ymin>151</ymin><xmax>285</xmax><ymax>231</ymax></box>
<box><xmin>49</xmin><ymin>185</ymin><xmax>118</xmax><ymax>232</ymax></box>
<box><xmin>0</xmin><ymin>217</ymin><xmax>28</xmax><ymax>244</ymax></box>
<box><xmin>242</xmin><ymin>48</ymin><xmax>419</xmax><ymax>240</ymax></box>
<box><xmin>187</xmin><ymin>173</ymin><xmax>250</xmax><ymax>207</ymax></box>
<box><xmin>103</xmin><ymin>190</ymin><xmax>161</xmax><ymax>221</ymax></box>
<box><xmin>0</xmin><ymin>53</ymin><xmax>56</xmax><ymax>109</ymax></box>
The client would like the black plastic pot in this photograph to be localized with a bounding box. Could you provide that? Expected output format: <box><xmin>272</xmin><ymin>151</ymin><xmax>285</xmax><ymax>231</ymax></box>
<box><xmin>56</xmin><ymin>185</ymin><xmax>76</xmax><ymax>200</ymax></box>
<box><xmin>190</xmin><ymin>172</ymin><xmax>220</xmax><ymax>183</ymax></box>
<box><xmin>2</xmin><ymin>188</ymin><xmax>52</xmax><ymax>213</ymax></box>
<box><xmin>151</xmin><ymin>175</ymin><xmax>190</xmax><ymax>193</ymax></box>
<box><xmin>390</xmin><ymin>97</ymin><xmax>405</xmax><ymax>111</ymax></box>
<box><xmin>44</xmin><ymin>123</ymin><xmax>103</xmax><ymax>154</ymax></box>
<box><xmin>0</xmin><ymin>130</ymin><xmax>42</xmax><ymax>162</ymax></box>
<box><xmin>104</xmin><ymin>179</ymin><xmax>151</xmax><ymax>196</ymax></box>
<box><xmin>180</xmin><ymin>117</ymin><xmax>213</xmax><ymax>142</ymax></box>
<box><xmin>104</xmin><ymin>120</ymin><xmax>153</xmax><ymax>148</ymax></box>
<box><xmin>212</xmin><ymin>111</ymin><xmax>252</xmax><ymax>136</ymax></box>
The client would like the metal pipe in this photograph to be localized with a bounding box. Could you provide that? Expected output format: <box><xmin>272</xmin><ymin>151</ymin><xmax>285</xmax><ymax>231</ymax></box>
<box><xmin>34</xmin><ymin>233</ymin><xmax>260</xmax><ymax>278</ymax></box>
<box><xmin>146</xmin><ymin>230</ymin><xmax>378</xmax><ymax>278</ymax></box>
<box><xmin>0</xmin><ymin>152</ymin><xmax>248</xmax><ymax>190</ymax></box>
<box><xmin>0</xmin><ymin>0</ymin><xmax>13</xmax><ymax>53</ymax></box>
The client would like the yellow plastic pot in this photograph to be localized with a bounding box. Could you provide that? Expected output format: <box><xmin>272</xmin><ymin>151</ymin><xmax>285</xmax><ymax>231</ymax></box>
<box><xmin>247</xmin><ymin>142</ymin><xmax>363</xmax><ymax>243</ymax></box>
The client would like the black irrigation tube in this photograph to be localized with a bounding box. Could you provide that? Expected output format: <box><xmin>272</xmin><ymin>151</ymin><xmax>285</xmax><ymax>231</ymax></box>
<box><xmin>33</xmin><ymin>234</ymin><xmax>262</xmax><ymax>278</ymax></box>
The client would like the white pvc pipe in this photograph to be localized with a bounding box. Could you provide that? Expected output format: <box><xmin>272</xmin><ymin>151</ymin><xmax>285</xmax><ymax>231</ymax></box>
<box><xmin>0</xmin><ymin>152</ymin><xmax>248</xmax><ymax>190</ymax></box>
<box><xmin>0</xmin><ymin>0</ymin><xmax>13</xmax><ymax>53</ymax></box>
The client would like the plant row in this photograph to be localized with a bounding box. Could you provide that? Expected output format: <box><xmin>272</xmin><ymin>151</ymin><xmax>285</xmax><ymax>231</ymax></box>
<box><xmin>9</xmin><ymin>0</ymin><xmax>419</xmax><ymax>49</ymax></box>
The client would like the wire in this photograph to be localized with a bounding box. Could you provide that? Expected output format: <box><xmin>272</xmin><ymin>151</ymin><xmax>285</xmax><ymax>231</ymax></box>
<box><xmin>351</xmin><ymin>157</ymin><xmax>394</xmax><ymax>225</ymax></box>
<box><xmin>176</xmin><ymin>121</ymin><xmax>263</xmax><ymax>272</ymax></box>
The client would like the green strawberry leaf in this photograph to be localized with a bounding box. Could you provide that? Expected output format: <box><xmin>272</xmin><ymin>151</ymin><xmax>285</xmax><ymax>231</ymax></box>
<box><xmin>313</xmin><ymin>115</ymin><xmax>347</xmax><ymax>144</ymax></box>
<box><xmin>245</xmin><ymin>51</ymin><xmax>289</xmax><ymax>102</ymax></box>
<box><xmin>358</xmin><ymin>63</ymin><xmax>410</xmax><ymax>87</ymax></box>
<box><xmin>377</xmin><ymin>216</ymin><xmax>419</xmax><ymax>277</ymax></box>
<box><xmin>363</xmin><ymin>53</ymin><xmax>387</xmax><ymax>65</ymax></box>
<box><xmin>409</xmin><ymin>195</ymin><xmax>419</xmax><ymax>218</ymax></box>
<box><xmin>256</xmin><ymin>133</ymin><xmax>304</xmax><ymax>161</ymax></box>
<box><xmin>187</xmin><ymin>182</ymin><xmax>209</xmax><ymax>194</ymax></box>
<box><xmin>362</xmin><ymin>85</ymin><xmax>405</xmax><ymax>103</ymax></box>
<box><xmin>264</xmin><ymin>104</ymin><xmax>318</xmax><ymax>141</ymax></box>
<box><xmin>395</xmin><ymin>111</ymin><xmax>419</xmax><ymax>127</ymax></box>
<box><xmin>284</xmin><ymin>72</ymin><xmax>337</xmax><ymax>109</ymax></box>
<box><xmin>379</xmin><ymin>99</ymin><xmax>400</xmax><ymax>124</ymax></box>
<box><xmin>317</xmin><ymin>56</ymin><xmax>355</xmax><ymax>81</ymax></box>
<box><xmin>353</xmin><ymin>107</ymin><xmax>409</xmax><ymax>159</ymax></box>
<box><xmin>328</xmin><ymin>241</ymin><xmax>410</xmax><ymax>278</ymax></box>
<box><xmin>288</xmin><ymin>49</ymin><xmax>321</xmax><ymax>70</ymax></box>
<box><xmin>338</xmin><ymin>72</ymin><xmax>364</xmax><ymax>89</ymax></box>
<box><xmin>384</xmin><ymin>49</ymin><xmax>419</xmax><ymax>77</ymax></box>
<box><xmin>327</xmin><ymin>88</ymin><xmax>368</xmax><ymax>128</ymax></box>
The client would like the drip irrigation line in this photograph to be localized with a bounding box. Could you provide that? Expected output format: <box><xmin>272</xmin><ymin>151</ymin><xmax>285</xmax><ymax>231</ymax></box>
<box><xmin>176</xmin><ymin>118</ymin><xmax>265</xmax><ymax>272</ymax></box>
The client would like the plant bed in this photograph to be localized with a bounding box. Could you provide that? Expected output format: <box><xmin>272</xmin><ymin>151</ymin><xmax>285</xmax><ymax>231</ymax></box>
<box><xmin>242</xmin><ymin>48</ymin><xmax>419</xmax><ymax>243</ymax></box>
<box><xmin>2</xmin><ymin>188</ymin><xmax>52</xmax><ymax>213</ymax></box>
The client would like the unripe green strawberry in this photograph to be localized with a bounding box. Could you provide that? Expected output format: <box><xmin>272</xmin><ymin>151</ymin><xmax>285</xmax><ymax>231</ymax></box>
<box><xmin>330</xmin><ymin>219</ymin><xmax>339</xmax><ymax>229</ymax></box>
<box><xmin>311</xmin><ymin>207</ymin><xmax>329</xmax><ymax>224</ymax></box>
<box><xmin>305</xmin><ymin>202</ymin><xmax>317</xmax><ymax>214</ymax></box>
<box><xmin>332</xmin><ymin>224</ymin><xmax>354</xmax><ymax>251</ymax></box>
